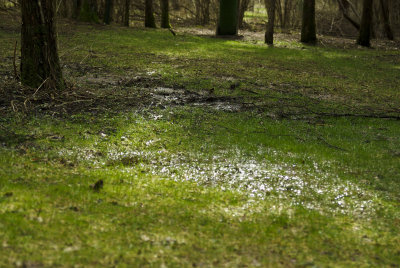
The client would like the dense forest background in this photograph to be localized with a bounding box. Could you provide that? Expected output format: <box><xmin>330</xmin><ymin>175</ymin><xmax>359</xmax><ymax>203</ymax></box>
<box><xmin>1</xmin><ymin>0</ymin><xmax>399</xmax><ymax>38</ymax></box>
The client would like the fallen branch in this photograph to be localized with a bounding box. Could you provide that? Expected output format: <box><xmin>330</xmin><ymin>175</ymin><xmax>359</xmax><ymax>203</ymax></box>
<box><xmin>169</xmin><ymin>28</ymin><xmax>177</xmax><ymax>36</ymax></box>
<box><xmin>53</xmin><ymin>99</ymin><xmax>93</xmax><ymax>107</ymax></box>
<box><xmin>313</xmin><ymin>112</ymin><xmax>400</xmax><ymax>120</ymax></box>
<box><xmin>33</xmin><ymin>78</ymin><xmax>49</xmax><ymax>96</ymax></box>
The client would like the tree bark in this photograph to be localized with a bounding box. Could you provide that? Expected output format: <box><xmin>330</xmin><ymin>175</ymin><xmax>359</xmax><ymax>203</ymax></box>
<box><xmin>217</xmin><ymin>0</ymin><xmax>239</xmax><ymax>35</ymax></box>
<box><xmin>283</xmin><ymin>0</ymin><xmax>293</xmax><ymax>29</ymax></box>
<box><xmin>104</xmin><ymin>0</ymin><xmax>113</xmax><ymax>24</ymax></box>
<box><xmin>160</xmin><ymin>0</ymin><xmax>170</xmax><ymax>28</ymax></box>
<box><xmin>20</xmin><ymin>0</ymin><xmax>64</xmax><ymax>90</ymax></box>
<box><xmin>124</xmin><ymin>0</ymin><xmax>130</xmax><ymax>26</ymax></box>
<box><xmin>238</xmin><ymin>0</ymin><xmax>251</xmax><ymax>29</ymax></box>
<box><xmin>73</xmin><ymin>0</ymin><xmax>82</xmax><ymax>19</ymax></box>
<box><xmin>301</xmin><ymin>0</ymin><xmax>316</xmax><ymax>43</ymax></box>
<box><xmin>357</xmin><ymin>0</ymin><xmax>373</xmax><ymax>47</ymax></box>
<box><xmin>145</xmin><ymin>0</ymin><xmax>156</xmax><ymax>28</ymax></box>
<box><xmin>336</xmin><ymin>0</ymin><xmax>360</xmax><ymax>30</ymax></box>
<box><xmin>265</xmin><ymin>0</ymin><xmax>276</xmax><ymax>44</ymax></box>
<box><xmin>379</xmin><ymin>0</ymin><xmax>393</xmax><ymax>40</ymax></box>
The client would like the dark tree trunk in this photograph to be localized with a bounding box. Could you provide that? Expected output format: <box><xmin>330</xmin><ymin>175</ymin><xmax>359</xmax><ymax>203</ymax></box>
<box><xmin>124</xmin><ymin>0</ymin><xmax>130</xmax><ymax>26</ymax></box>
<box><xmin>265</xmin><ymin>0</ymin><xmax>276</xmax><ymax>44</ymax></box>
<box><xmin>20</xmin><ymin>0</ymin><xmax>64</xmax><ymax>90</ymax></box>
<box><xmin>160</xmin><ymin>0</ymin><xmax>170</xmax><ymax>28</ymax></box>
<box><xmin>238</xmin><ymin>0</ymin><xmax>251</xmax><ymax>29</ymax></box>
<box><xmin>357</xmin><ymin>0</ymin><xmax>373</xmax><ymax>47</ymax></box>
<box><xmin>145</xmin><ymin>0</ymin><xmax>156</xmax><ymax>28</ymax></box>
<box><xmin>73</xmin><ymin>0</ymin><xmax>82</xmax><ymax>19</ymax></box>
<box><xmin>301</xmin><ymin>0</ymin><xmax>316</xmax><ymax>43</ymax></box>
<box><xmin>217</xmin><ymin>0</ymin><xmax>239</xmax><ymax>35</ymax></box>
<box><xmin>104</xmin><ymin>0</ymin><xmax>113</xmax><ymax>24</ymax></box>
<box><xmin>379</xmin><ymin>0</ymin><xmax>393</xmax><ymax>40</ymax></box>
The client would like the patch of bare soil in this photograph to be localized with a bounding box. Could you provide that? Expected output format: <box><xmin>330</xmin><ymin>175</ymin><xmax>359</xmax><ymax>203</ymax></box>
<box><xmin>0</xmin><ymin>63</ymin><xmax>245</xmax><ymax>117</ymax></box>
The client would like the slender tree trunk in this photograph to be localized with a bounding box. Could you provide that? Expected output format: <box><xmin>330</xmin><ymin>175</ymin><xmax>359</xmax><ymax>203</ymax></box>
<box><xmin>124</xmin><ymin>0</ymin><xmax>130</xmax><ymax>26</ymax></box>
<box><xmin>73</xmin><ymin>0</ymin><xmax>82</xmax><ymax>19</ymax></box>
<box><xmin>217</xmin><ymin>0</ymin><xmax>239</xmax><ymax>35</ymax></box>
<box><xmin>160</xmin><ymin>0</ymin><xmax>170</xmax><ymax>28</ymax></box>
<box><xmin>265</xmin><ymin>0</ymin><xmax>276</xmax><ymax>44</ymax></box>
<box><xmin>20</xmin><ymin>0</ymin><xmax>64</xmax><ymax>90</ymax></box>
<box><xmin>276</xmin><ymin>0</ymin><xmax>284</xmax><ymax>28</ymax></box>
<box><xmin>202</xmin><ymin>0</ymin><xmax>210</xmax><ymax>25</ymax></box>
<box><xmin>283</xmin><ymin>0</ymin><xmax>292</xmax><ymax>28</ymax></box>
<box><xmin>195</xmin><ymin>0</ymin><xmax>202</xmax><ymax>24</ymax></box>
<box><xmin>336</xmin><ymin>0</ymin><xmax>360</xmax><ymax>30</ymax></box>
<box><xmin>357</xmin><ymin>0</ymin><xmax>373</xmax><ymax>47</ymax></box>
<box><xmin>238</xmin><ymin>0</ymin><xmax>251</xmax><ymax>29</ymax></box>
<box><xmin>59</xmin><ymin>0</ymin><xmax>69</xmax><ymax>17</ymax></box>
<box><xmin>104</xmin><ymin>0</ymin><xmax>113</xmax><ymax>24</ymax></box>
<box><xmin>379</xmin><ymin>0</ymin><xmax>393</xmax><ymax>40</ymax></box>
<box><xmin>301</xmin><ymin>0</ymin><xmax>316</xmax><ymax>43</ymax></box>
<box><xmin>145</xmin><ymin>0</ymin><xmax>156</xmax><ymax>28</ymax></box>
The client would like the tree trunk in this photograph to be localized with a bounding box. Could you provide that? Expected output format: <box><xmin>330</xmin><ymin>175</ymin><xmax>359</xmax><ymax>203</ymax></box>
<box><xmin>357</xmin><ymin>0</ymin><xmax>373</xmax><ymax>47</ymax></box>
<box><xmin>276</xmin><ymin>0</ymin><xmax>284</xmax><ymax>28</ymax></box>
<box><xmin>301</xmin><ymin>0</ymin><xmax>316</xmax><ymax>43</ymax></box>
<box><xmin>20</xmin><ymin>0</ymin><xmax>64</xmax><ymax>90</ymax></box>
<box><xmin>379</xmin><ymin>0</ymin><xmax>393</xmax><ymax>40</ymax></box>
<box><xmin>104</xmin><ymin>0</ymin><xmax>113</xmax><ymax>24</ymax></box>
<box><xmin>73</xmin><ymin>0</ymin><xmax>82</xmax><ymax>19</ymax></box>
<box><xmin>336</xmin><ymin>0</ymin><xmax>360</xmax><ymax>30</ymax></box>
<box><xmin>201</xmin><ymin>0</ymin><xmax>210</xmax><ymax>25</ymax></box>
<box><xmin>238</xmin><ymin>0</ymin><xmax>251</xmax><ymax>29</ymax></box>
<box><xmin>265</xmin><ymin>0</ymin><xmax>276</xmax><ymax>44</ymax></box>
<box><xmin>217</xmin><ymin>0</ymin><xmax>239</xmax><ymax>35</ymax></box>
<box><xmin>124</xmin><ymin>0</ymin><xmax>130</xmax><ymax>26</ymax></box>
<box><xmin>283</xmin><ymin>0</ymin><xmax>292</xmax><ymax>29</ymax></box>
<box><xmin>145</xmin><ymin>0</ymin><xmax>156</xmax><ymax>28</ymax></box>
<box><xmin>160</xmin><ymin>0</ymin><xmax>170</xmax><ymax>28</ymax></box>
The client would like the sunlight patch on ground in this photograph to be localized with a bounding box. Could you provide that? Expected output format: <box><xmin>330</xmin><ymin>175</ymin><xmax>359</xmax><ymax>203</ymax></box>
<box><xmin>58</xmin><ymin>143</ymin><xmax>381</xmax><ymax>218</ymax></box>
<box><xmin>149</xmin><ymin>148</ymin><xmax>378</xmax><ymax>217</ymax></box>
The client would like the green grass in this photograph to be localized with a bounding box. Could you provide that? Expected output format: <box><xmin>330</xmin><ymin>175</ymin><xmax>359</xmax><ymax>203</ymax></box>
<box><xmin>1</xmin><ymin>17</ymin><xmax>400</xmax><ymax>266</ymax></box>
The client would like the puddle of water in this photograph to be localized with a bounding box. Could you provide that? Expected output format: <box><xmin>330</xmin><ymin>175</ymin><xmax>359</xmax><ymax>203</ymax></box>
<box><xmin>146</xmin><ymin>149</ymin><xmax>377</xmax><ymax>216</ymax></box>
<box><xmin>150</xmin><ymin>87</ymin><xmax>243</xmax><ymax>112</ymax></box>
<box><xmin>57</xmin><ymin>125</ymin><xmax>378</xmax><ymax>217</ymax></box>
<box><xmin>191</xmin><ymin>101</ymin><xmax>242</xmax><ymax>112</ymax></box>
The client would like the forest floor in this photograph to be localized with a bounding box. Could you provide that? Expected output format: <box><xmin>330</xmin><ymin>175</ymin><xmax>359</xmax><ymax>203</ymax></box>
<box><xmin>1</xmin><ymin>11</ymin><xmax>400</xmax><ymax>267</ymax></box>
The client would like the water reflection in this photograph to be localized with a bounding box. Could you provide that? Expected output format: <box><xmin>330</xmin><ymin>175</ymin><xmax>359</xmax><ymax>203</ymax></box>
<box><xmin>59</xmin><ymin>145</ymin><xmax>377</xmax><ymax>216</ymax></box>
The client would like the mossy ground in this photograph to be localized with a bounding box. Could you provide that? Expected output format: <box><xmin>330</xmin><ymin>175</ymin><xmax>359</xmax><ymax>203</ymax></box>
<box><xmin>1</xmin><ymin>13</ymin><xmax>400</xmax><ymax>267</ymax></box>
